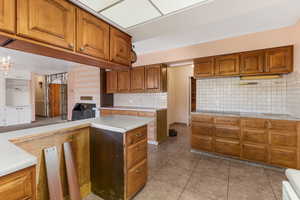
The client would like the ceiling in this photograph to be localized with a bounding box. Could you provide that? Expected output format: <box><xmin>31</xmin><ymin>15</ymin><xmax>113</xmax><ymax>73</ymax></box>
<box><xmin>72</xmin><ymin>0</ymin><xmax>300</xmax><ymax>55</ymax></box>
<box><xmin>0</xmin><ymin>48</ymin><xmax>79</xmax><ymax>75</ymax></box>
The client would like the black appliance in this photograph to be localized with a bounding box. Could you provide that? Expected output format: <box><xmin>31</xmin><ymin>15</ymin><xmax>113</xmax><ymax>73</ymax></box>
<box><xmin>72</xmin><ymin>103</ymin><xmax>96</xmax><ymax>121</ymax></box>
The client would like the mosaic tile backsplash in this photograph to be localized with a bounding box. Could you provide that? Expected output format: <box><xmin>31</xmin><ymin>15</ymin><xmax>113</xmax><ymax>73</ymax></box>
<box><xmin>196</xmin><ymin>72</ymin><xmax>300</xmax><ymax>117</ymax></box>
<box><xmin>114</xmin><ymin>93</ymin><xmax>168</xmax><ymax>108</ymax></box>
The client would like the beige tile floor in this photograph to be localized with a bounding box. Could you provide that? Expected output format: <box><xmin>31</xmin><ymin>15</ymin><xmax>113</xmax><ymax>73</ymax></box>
<box><xmin>85</xmin><ymin>124</ymin><xmax>287</xmax><ymax>200</ymax></box>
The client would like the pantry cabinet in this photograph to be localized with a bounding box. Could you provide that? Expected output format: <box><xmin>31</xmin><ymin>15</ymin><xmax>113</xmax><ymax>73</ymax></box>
<box><xmin>76</xmin><ymin>9</ymin><xmax>110</xmax><ymax>59</ymax></box>
<box><xmin>110</xmin><ymin>27</ymin><xmax>132</xmax><ymax>66</ymax></box>
<box><xmin>17</xmin><ymin>0</ymin><xmax>76</xmax><ymax>50</ymax></box>
<box><xmin>0</xmin><ymin>0</ymin><xmax>15</xmax><ymax>33</ymax></box>
<box><xmin>106</xmin><ymin>71</ymin><xmax>118</xmax><ymax>94</ymax></box>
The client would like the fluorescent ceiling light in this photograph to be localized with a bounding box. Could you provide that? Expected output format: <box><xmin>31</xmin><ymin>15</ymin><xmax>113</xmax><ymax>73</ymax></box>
<box><xmin>151</xmin><ymin>0</ymin><xmax>212</xmax><ymax>14</ymax></box>
<box><xmin>78</xmin><ymin>0</ymin><xmax>122</xmax><ymax>12</ymax></box>
<box><xmin>101</xmin><ymin>0</ymin><xmax>161</xmax><ymax>28</ymax></box>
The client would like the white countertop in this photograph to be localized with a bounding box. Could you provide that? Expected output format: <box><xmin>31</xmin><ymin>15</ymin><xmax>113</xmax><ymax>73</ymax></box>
<box><xmin>0</xmin><ymin>115</ymin><xmax>153</xmax><ymax>177</ymax></box>
<box><xmin>100</xmin><ymin>106</ymin><xmax>167</xmax><ymax>112</ymax></box>
<box><xmin>191</xmin><ymin>110</ymin><xmax>300</xmax><ymax>121</ymax></box>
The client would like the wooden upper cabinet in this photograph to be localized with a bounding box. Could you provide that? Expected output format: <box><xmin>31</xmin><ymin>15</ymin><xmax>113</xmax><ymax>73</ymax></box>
<box><xmin>0</xmin><ymin>0</ymin><xmax>15</xmax><ymax>33</ymax></box>
<box><xmin>145</xmin><ymin>64</ymin><xmax>167</xmax><ymax>92</ymax></box>
<box><xmin>215</xmin><ymin>54</ymin><xmax>240</xmax><ymax>76</ymax></box>
<box><xmin>194</xmin><ymin>57</ymin><xmax>214</xmax><ymax>77</ymax></box>
<box><xmin>131</xmin><ymin>67</ymin><xmax>145</xmax><ymax>92</ymax></box>
<box><xmin>240</xmin><ymin>50</ymin><xmax>265</xmax><ymax>75</ymax></box>
<box><xmin>118</xmin><ymin>70</ymin><xmax>130</xmax><ymax>92</ymax></box>
<box><xmin>110</xmin><ymin>27</ymin><xmax>132</xmax><ymax>66</ymax></box>
<box><xmin>17</xmin><ymin>0</ymin><xmax>76</xmax><ymax>50</ymax></box>
<box><xmin>266</xmin><ymin>46</ymin><xmax>293</xmax><ymax>74</ymax></box>
<box><xmin>106</xmin><ymin>71</ymin><xmax>118</xmax><ymax>93</ymax></box>
<box><xmin>76</xmin><ymin>9</ymin><xmax>109</xmax><ymax>59</ymax></box>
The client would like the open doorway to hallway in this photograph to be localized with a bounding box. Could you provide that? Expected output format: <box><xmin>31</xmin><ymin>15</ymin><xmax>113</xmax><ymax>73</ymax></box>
<box><xmin>167</xmin><ymin>65</ymin><xmax>193</xmax><ymax>126</ymax></box>
<box><xmin>34</xmin><ymin>72</ymin><xmax>68</xmax><ymax>124</ymax></box>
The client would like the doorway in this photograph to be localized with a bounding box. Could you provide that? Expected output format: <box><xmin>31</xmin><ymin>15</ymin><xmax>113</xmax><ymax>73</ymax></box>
<box><xmin>167</xmin><ymin>65</ymin><xmax>193</xmax><ymax>126</ymax></box>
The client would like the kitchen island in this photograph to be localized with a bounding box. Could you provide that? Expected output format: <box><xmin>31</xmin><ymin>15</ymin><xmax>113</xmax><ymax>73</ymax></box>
<box><xmin>0</xmin><ymin>115</ymin><xmax>153</xmax><ymax>200</ymax></box>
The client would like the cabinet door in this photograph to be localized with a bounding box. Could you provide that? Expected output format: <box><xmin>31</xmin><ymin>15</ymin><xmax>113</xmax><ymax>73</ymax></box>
<box><xmin>106</xmin><ymin>71</ymin><xmax>118</xmax><ymax>93</ymax></box>
<box><xmin>191</xmin><ymin>135</ymin><xmax>214</xmax><ymax>152</ymax></box>
<box><xmin>110</xmin><ymin>27</ymin><xmax>131</xmax><ymax>66</ymax></box>
<box><xmin>17</xmin><ymin>0</ymin><xmax>75</xmax><ymax>50</ymax></box>
<box><xmin>240</xmin><ymin>50</ymin><xmax>265</xmax><ymax>75</ymax></box>
<box><xmin>194</xmin><ymin>57</ymin><xmax>214</xmax><ymax>77</ymax></box>
<box><xmin>77</xmin><ymin>9</ymin><xmax>109</xmax><ymax>59</ymax></box>
<box><xmin>5</xmin><ymin>107</ymin><xmax>19</xmax><ymax>126</ymax></box>
<box><xmin>266</xmin><ymin>46</ymin><xmax>293</xmax><ymax>73</ymax></box>
<box><xmin>215</xmin><ymin>138</ymin><xmax>240</xmax><ymax>157</ymax></box>
<box><xmin>117</xmin><ymin>70</ymin><xmax>130</xmax><ymax>92</ymax></box>
<box><xmin>0</xmin><ymin>0</ymin><xmax>15</xmax><ymax>33</ymax></box>
<box><xmin>145</xmin><ymin>65</ymin><xmax>161</xmax><ymax>92</ymax></box>
<box><xmin>215</xmin><ymin>54</ymin><xmax>240</xmax><ymax>76</ymax></box>
<box><xmin>242</xmin><ymin>143</ymin><xmax>267</xmax><ymax>162</ymax></box>
<box><xmin>130</xmin><ymin>67</ymin><xmax>145</xmax><ymax>92</ymax></box>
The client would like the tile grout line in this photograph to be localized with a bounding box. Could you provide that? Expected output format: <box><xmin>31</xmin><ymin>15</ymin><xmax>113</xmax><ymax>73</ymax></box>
<box><xmin>263</xmin><ymin>168</ymin><xmax>279</xmax><ymax>200</ymax></box>
<box><xmin>227</xmin><ymin>161</ymin><xmax>231</xmax><ymax>200</ymax></box>
<box><xmin>176</xmin><ymin>157</ymin><xmax>201</xmax><ymax>200</ymax></box>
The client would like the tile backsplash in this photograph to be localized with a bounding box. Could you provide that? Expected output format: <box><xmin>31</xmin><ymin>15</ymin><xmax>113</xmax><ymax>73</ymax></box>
<box><xmin>196</xmin><ymin>72</ymin><xmax>300</xmax><ymax>117</ymax></box>
<box><xmin>114</xmin><ymin>93</ymin><xmax>167</xmax><ymax>108</ymax></box>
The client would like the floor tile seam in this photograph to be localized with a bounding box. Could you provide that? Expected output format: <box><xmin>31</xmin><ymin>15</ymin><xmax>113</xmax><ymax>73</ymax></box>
<box><xmin>227</xmin><ymin>161</ymin><xmax>231</xmax><ymax>200</ymax></box>
<box><xmin>263</xmin><ymin>168</ymin><xmax>279</xmax><ymax>200</ymax></box>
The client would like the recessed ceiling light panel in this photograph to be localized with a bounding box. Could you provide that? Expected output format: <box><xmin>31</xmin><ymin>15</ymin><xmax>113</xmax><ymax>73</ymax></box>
<box><xmin>151</xmin><ymin>0</ymin><xmax>211</xmax><ymax>15</ymax></box>
<box><xmin>101</xmin><ymin>0</ymin><xmax>161</xmax><ymax>28</ymax></box>
<box><xmin>78</xmin><ymin>0</ymin><xmax>122</xmax><ymax>12</ymax></box>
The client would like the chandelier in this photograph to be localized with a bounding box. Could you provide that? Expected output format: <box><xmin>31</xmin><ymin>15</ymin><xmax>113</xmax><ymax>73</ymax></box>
<box><xmin>0</xmin><ymin>56</ymin><xmax>12</xmax><ymax>75</ymax></box>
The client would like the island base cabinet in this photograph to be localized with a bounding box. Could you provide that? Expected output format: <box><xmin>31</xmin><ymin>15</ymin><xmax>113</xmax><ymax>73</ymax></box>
<box><xmin>0</xmin><ymin>166</ymin><xmax>36</xmax><ymax>200</ymax></box>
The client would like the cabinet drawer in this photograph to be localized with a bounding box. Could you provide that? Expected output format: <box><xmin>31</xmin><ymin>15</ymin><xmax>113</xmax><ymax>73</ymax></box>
<box><xmin>138</xmin><ymin>112</ymin><xmax>156</xmax><ymax>117</ymax></box>
<box><xmin>191</xmin><ymin>135</ymin><xmax>213</xmax><ymax>152</ymax></box>
<box><xmin>192</xmin><ymin>115</ymin><xmax>214</xmax><ymax>123</ymax></box>
<box><xmin>242</xmin><ymin>129</ymin><xmax>267</xmax><ymax>144</ymax></box>
<box><xmin>0</xmin><ymin>166</ymin><xmax>35</xmax><ymax>200</ymax></box>
<box><xmin>269</xmin><ymin>120</ymin><xmax>298</xmax><ymax>131</ymax></box>
<box><xmin>241</xmin><ymin>118</ymin><xmax>268</xmax><ymax>129</ymax></box>
<box><xmin>112</xmin><ymin>110</ymin><xmax>138</xmax><ymax>116</ymax></box>
<box><xmin>215</xmin><ymin>126</ymin><xmax>240</xmax><ymax>139</ymax></box>
<box><xmin>242</xmin><ymin>144</ymin><xmax>267</xmax><ymax>162</ymax></box>
<box><xmin>215</xmin><ymin>138</ymin><xmax>240</xmax><ymax>157</ymax></box>
<box><xmin>215</xmin><ymin>117</ymin><xmax>240</xmax><ymax>127</ymax></box>
<box><xmin>127</xmin><ymin>139</ymin><xmax>147</xmax><ymax>169</ymax></box>
<box><xmin>127</xmin><ymin>159</ymin><xmax>147</xmax><ymax>199</ymax></box>
<box><xmin>192</xmin><ymin>123</ymin><xmax>214</xmax><ymax>137</ymax></box>
<box><xmin>100</xmin><ymin>109</ymin><xmax>112</xmax><ymax>116</ymax></box>
<box><xmin>126</xmin><ymin>126</ymin><xmax>147</xmax><ymax>146</ymax></box>
<box><xmin>270</xmin><ymin>130</ymin><xmax>297</xmax><ymax>147</ymax></box>
<box><xmin>270</xmin><ymin>148</ymin><xmax>297</xmax><ymax>168</ymax></box>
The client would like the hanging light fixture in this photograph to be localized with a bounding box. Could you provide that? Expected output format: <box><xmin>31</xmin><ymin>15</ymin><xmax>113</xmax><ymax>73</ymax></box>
<box><xmin>0</xmin><ymin>56</ymin><xmax>12</xmax><ymax>75</ymax></box>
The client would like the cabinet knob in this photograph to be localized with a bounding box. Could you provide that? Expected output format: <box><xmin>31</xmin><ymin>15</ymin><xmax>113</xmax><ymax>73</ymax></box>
<box><xmin>80</xmin><ymin>47</ymin><xmax>85</xmax><ymax>51</ymax></box>
<box><xmin>68</xmin><ymin>44</ymin><xmax>74</xmax><ymax>49</ymax></box>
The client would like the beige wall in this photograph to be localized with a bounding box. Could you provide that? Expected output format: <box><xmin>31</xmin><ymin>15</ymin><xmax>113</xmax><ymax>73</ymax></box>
<box><xmin>34</xmin><ymin>75</ymin><xmax>46</xmax><ymax>117</ymax></box>
<box><xmin>168</xmin><ymin>65</ymin><xmax>193</xmax><ymax>125</ymax></box>
<box><xmin>135</xmin><ymin>21</ymin><xmax>300</xmax><ymax>72</ymax></box>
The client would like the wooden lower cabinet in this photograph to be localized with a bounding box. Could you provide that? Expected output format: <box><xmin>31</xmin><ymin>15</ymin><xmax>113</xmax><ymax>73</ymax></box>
<box><xmin>191</xmin><ymin>135</ymin><xmax>214</xmax><ymax>152</ymax></box>
<box><xmin>127</xmin><ymin>159</ymin><xmax>147</xmax><ymax>199</ymax></box>
<box><xmin>191</xmin><ymin>114</ymin><xmax>300</xmax><ymax>169</ymax></box>
<box><xmin>242</xmin><ymin>143</ymin><xmax>267</xmax><ymax>162</ymax></box>
<box><xmin>0</xmin><ymin>166</ymin><xmax>36</xmax><ymax>200</ymax></box>
<box><xmin>215</xmin><ymin>138</ymin><xmax>240</xmax><ymax>157</ymax></box>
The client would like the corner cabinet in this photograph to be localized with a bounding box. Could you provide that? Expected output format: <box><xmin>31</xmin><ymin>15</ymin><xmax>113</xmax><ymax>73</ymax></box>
<box><xmin>76</xmin><ymin>9</ymin><xmax>109</xmax><ymax>59</ymax></box>
<box><xmin>145</xmin><ymin>64</ymin><xmax>167</xmax><ymax>93</ymax></box>
<box><xmin>110</xmin><ymin>27</ymin><xmax>132</xmax><ymax>66</ymax></box>
<box><xmin>17</xmin><ymin>0</ymin><xmax>76</xmax><ymax>50</ymax></box>
<box><xmin>0</xmin><ymin>0</ymin><xmax>16</xmax><ymax>33</ymax></box>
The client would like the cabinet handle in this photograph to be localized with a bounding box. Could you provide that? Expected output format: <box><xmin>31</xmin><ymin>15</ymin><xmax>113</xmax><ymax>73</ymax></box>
<box><xmin>68</xmin><ymin>43</ymin><xmax>74</xmax><ymax>49</ymax></box>
<box><xmin>135</xmin><ymin>169</ymin><xmax>141</xmax><ymax>174</ymax></box>
<box><xmin>135</xmin><ymin>133</ymin><xmax>142</xmax><ymax>137</ymax></box>
<box><xmin>80</xmin><ymin>47</ymin><xmax>85</xmax><ymax>51</ymax></box>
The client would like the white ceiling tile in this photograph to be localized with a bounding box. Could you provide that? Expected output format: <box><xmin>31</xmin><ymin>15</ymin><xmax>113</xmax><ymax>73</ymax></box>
<box><xmin>78</xmin><ymin>0</ymin><xmax>121</xmax><ymax>12</ymax></box>
<box><xmin>101</xmin><ymin>0</ymin><xmax>161</xmax><ymax>28</ymax></box>
<box><xmin>151</xmin><ymin>0</ymin><xmax>210</xmax><ymax>14</ymax></box>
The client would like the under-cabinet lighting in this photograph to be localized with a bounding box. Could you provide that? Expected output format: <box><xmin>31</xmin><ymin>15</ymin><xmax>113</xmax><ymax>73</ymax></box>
<box><xmin>240</xmin><ymin>75</ymin><xmax>281</xmax><ymax>80</ymax></box>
